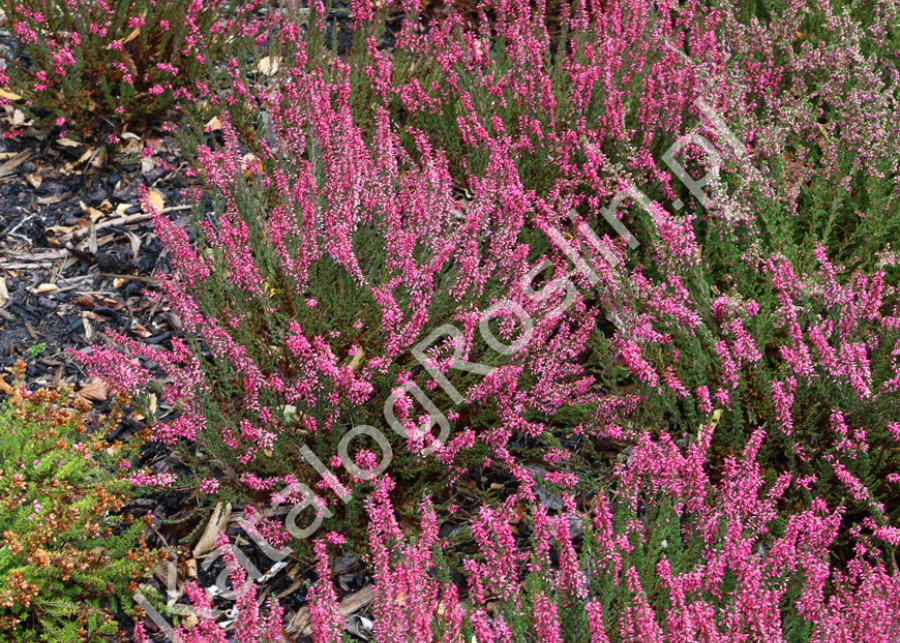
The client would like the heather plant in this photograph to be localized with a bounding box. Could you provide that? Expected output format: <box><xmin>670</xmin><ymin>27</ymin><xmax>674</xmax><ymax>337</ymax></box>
<box><xmin>78</xmin><ymin>0</ymin><xmax>900</xmax><ymax>616</ymax></box>
<box><xmin>78</xmin><ymin>0</ymin><xmax>736</xmax><ymax>554</ymax></box>
<box><xmin>79</xmin><ymin>1</ymin><xmax>900</xmax><ymax>552</ymax></box>
<box><xmin>0</xmin><ymin>0</ymin><xmax>268</xmax><ymax>138</ymax></box>
<box><xmin>0</xmin><ymin>362</ymin><xmax>161</xmax><ymax>642</ymax></box>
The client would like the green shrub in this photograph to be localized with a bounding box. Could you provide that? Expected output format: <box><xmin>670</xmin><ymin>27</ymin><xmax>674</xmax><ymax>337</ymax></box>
<box><xmin>0</xmin><ymin>363</ymin><xmax>160</xmax><ymax>642</ymax></box>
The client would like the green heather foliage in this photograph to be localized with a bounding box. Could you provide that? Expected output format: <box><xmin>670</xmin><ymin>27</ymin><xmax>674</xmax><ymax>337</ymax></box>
<box><xmin>0</xmin><ymin>365</ymin><xmax>158</xmax><ymax>642</ymax></box>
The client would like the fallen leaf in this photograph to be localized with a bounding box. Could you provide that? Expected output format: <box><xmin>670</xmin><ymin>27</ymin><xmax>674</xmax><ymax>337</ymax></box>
<box><xmin>115</xmin><ymin>202</ymin><xmax>134</xmax><ymax>216</ymax></box>
<box><xmin>205</xmin><ymin>116</ymin><xmax>222</xmax><ymax>131</ymax></box>
<box><xmin>131</xmin><ymin>323</ymin><xmax>153</xmax><ymax>339</ymax></box>
<box><xmin>57</xmin><ymin>137</ymin><xmax>82</xmax><ymax>148</ymax></box>
<box><xmin>121</xmin><ymin>25</ymin><xmax>141</xmax><ymax>44</ymax></box>
<box><xmin>0</xmin><ymin>378</ymin><xmax>12</xmax><ymax>396</ymax></box>
<box><xmin>121</xmin><ymin>136</ymin><xmax>142</xmax><ymax>155</ymax></box>
<box><xmin>257</xmin><ymin>56</ymin><xmax>280</xmax><ymax>76</ymax></box>
<box><xmin>47</xmin><ymin>225</ymin><xmax>75</xmax><ymax>235</ymax></box>
<box><xmin>25</xmin><ymin>172</ymin><xmax>42</xmax><ymax>188</ymax></box>
<box><xmin>72</xmin><ymin>295</ymin><xmax>97</xmax><ymax>307</ymax></box>
<box><xmin>146</xmin><ymin>189</ymin><xmax>165</xmax><ymax>212</ymax></box>
<box><xmin>77</xmin><ymin>378</ymin><xmax>109</xmax><ymax>403</ymax></box>
<box><xmin>0</xmin><ymin>277</ymin><xmax>7</xmax><ymax>308</ymax></box>
<box><xmin>348</xmin><ymin>347</ymin><xmax>365</xmax><ymax>373</ymax></box>
<box><xmin>0</xmin><ymin>89</ymin><xmax>21</xmax><ymax>101</ymax></box>
<box><xmin>79</xmin><ymin>200</ymin><xmax>105</xmax><ymax>222</ymax></box>
<box><xmin>193</xmin><ymin>502</ymin><xmax>232</xmax><ymax>558</ymax></box>
<box><xmin>12</xmin><ymin>109</ymin><xmax>25</xmax><ymax>126</ymax></box>
<box><xmin>75</xmin><ymin>148</ymin><xmax>94</xmax><ymax>165</ymax></box>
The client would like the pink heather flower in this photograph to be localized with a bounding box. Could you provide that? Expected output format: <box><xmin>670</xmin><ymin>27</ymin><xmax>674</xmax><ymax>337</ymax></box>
<box><xmin>354</xmin><ymin>448</ymin><xmax>378</xmax><ymax>471</ymax></box>
<box><xmin>889</xmin><ymin>422</ymin><xmax>900</xmax><ymax>442</ymax></box>
<box><xmin>307</xmin><ymin>539</ymin><xmax>343</xmax><ymax>643</ymax></box>
<box><xmin>129</xmin><ymin>472</ymin><xmax>177</xmax><ymax>487</ymax></box>
<box><xmin>771</xmin><ymin>377</ymin><xmax>797</xmax><ymax>435</ymax></box>
<box><xmin>695</xmin><ymin>385</ymin><xmax>713</xmax><ymax>415</ymax></box>
<box><xmin>200</xmin><ymin>478</ymin><xmax>219</xmax><ymax>494</ymax></box>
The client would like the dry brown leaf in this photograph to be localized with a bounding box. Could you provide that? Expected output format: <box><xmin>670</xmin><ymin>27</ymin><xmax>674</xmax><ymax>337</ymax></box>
<box><xmin>79</xmin><ymin>200</ymin><xmax>105</xmax><ymax>222</ymax></box>
<box><xmin>97</xmin><ymin>295</ymin><xmax>124</xmax><ymax>310</ymax></box>
<box><xmin>77</xmin><ymin>378</ymin><xmax>109</xmax><ymax>403</ymax></box>
<box><xmin>57</xmin><ymin>137</ymin><xmax>81</xmax><ymax>148</ymax></box>
<box><xmin>257</xmin><ymin>56</ymin><xmax>280</xmax><ymax>76</ymax></box>
<box><xmin>193</xmin><ymin>501</ymin><xmax>232</xmax><ymax>558</ymax></box>
<box><xmin>287</xmin><ymin>585</ymin><xmax>375</xmax><ymax>636</ymax></box>
<box><xmin>121</xmin><ymin>26</ymin><xmax>141</xmax><ymax>44</ymax></box>
<box><xmin>146</xmin><ymin>189</ymin><xmax>165</xmax><ymax>213</ymax></box>
<box><xmin>205</xmin><ymin>116</ymin><xmax>222</xmax><ymax>131</ymax></box>
<box><xmin>75</xmin><ymin>148</ymin><xmax>94</xmax><ymax>166</ymax></box>
<box><xmin>348</xmin><ymin>347</ymin><xmax>365</xmax><ymax>373</ymax></box>
<box><xmin>0</xmin><ymin>377</ymin><xmax>12</xmax><ymax>396</ymax></box>
<box><xmin>131</xmin><ymin>323</ymin><xmax>153</xmax><ymax>339</ymax></box>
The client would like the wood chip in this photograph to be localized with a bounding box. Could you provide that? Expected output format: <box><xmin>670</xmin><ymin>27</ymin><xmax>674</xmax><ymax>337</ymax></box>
<box><xmin>25</xmin><ymin>172</ymin><xmax>42</xmax><ymax>189</ymax></box>
<box><xmin>30</xmin><ymin>283</ymin><xmax>60</xmax><ymax>295</ymax></box>
<box><xmin>0</xmin><ymin>150</ymin><xmax>32</xmax><ymax>178</ymax></box>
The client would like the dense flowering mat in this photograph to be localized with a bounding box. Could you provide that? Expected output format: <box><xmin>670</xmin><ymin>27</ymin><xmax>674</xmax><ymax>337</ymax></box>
<box><xmin>0</xmin><ymin>0</ymin><xmax>899</xmax><ymax>641</ymax></box>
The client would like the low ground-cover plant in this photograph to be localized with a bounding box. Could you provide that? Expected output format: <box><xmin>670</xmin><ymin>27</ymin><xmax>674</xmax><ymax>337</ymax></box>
<box><xmin>0</xmin><ymin>0</ymin><xmax>267</xmax><ymax>138</ymax></box>
<box><xmin>0</xmin><ymin>363</ymin><xmax>160</xmax><ymax>642</ymax></box>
